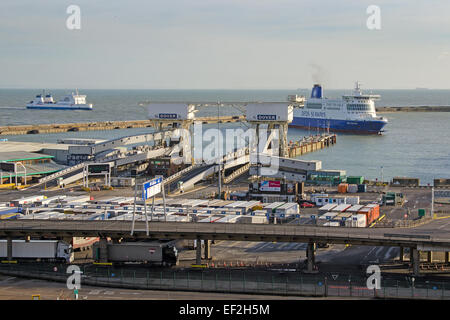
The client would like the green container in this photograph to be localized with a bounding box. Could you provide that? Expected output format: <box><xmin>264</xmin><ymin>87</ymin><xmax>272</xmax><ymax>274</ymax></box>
<box><xmin>347</xmin><ymin>176</ymin><xmax>364</xmax><ymax>184</ymax></box>
<box><xmin>418</xmin><ymin>209</ymin><xmax>426</xmax><ymax>217</ymax></box>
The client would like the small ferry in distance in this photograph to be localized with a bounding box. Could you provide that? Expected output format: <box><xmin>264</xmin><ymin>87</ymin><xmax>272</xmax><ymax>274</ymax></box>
<box><xmin>26</xmin><ymin>90</ymin><xmax>93</xmax><ymax>110</ymax></box>
<box><xmin>289</xmin><ymin>82</ymin><xmax>388</xmax><ymax>134</ymax></box>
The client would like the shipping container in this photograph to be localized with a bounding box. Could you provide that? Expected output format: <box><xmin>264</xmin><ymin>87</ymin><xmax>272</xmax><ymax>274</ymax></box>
<box><xmin>338</xmin><ymin>183</ymin><xmax>348</xmax><ymax>193</ymax></box>
<box><xmin>321</xmin><ymin>211</ymin><xmax>339</xmax><ymax>221</ymax></box>
<box><xmin>351</xmin><ymin>214</ymin><xmax>367</xmax><ymax>227</ymax></box>
<box><xmin>274</xmin><ymin>202</ymin><xmax>299</xmax><ymax>217</ymax></box>
<box><xmin>263</xmin><ymin>202</ymin><xmax>286</xmax><ymax>215</ymax></box>
<box><xmin>418</xmin><ymin>208</ymin><xmax>426</xmax><ymax>217</ymax></box>
<box><xmin>392</xmin><ymin>177</ymin><xmax>419</xmax><ymax>186</ymax></box>
<box><xmin>93</xmin><ymin>241</ymin><xmax>178</xmax><ymax>266</ymax></box>
<box><xmin>314</xmin><ymin>195</ymin><xmax>354</xmax><ymax>206</ymax></box>
<box><xmin>323</xmin><ymin>221</ymin><xmax>340</xmax><ymax>227</ymax></box>
<box><xmin>331</xmin><ymin>204</ymin><xmax>352</xmax><ymax>213</ymax></box>
<box><xmin>207</xmin><ymin>199</ymin><xmax>225</xmax><ymax>207</ymax></box>
<box><xmin>347</xmin><ymin>176</ymin><xmax>364</xmax><ymax>185</ymax></box>
<box><xmin>11</xmin><ymin>195</ymin><xmax>45</xmax><ymax>206</ymax></box>
<box><xmin>334</xmin><ymin>212</ymin><xmax>353</xmax><ymax>221</ymax></box>
<box><xmin>347</xmin><ymin>184</ymin><xmax>358</xmax><ymax>193</ymax></box>
<box><xmin>318</xmin><ymin>203</ymin><xmax>337</xmax><ymax>213</ymax></box>
<box><xmin>211</xmin><ymin>200</ymin><xmax>234</xmax><ymax>208</ymax></box>
<box><xmin>251</xmin><ymin>210</ymin><xmax>269</xmax><ymax>216</ymax></box>
<box><xmin>310</xmin><ymin>194</ymin><xmax>329</xmax><ymax>203</ymax></box>
<box><xmin>237</xmin><ymin>216</ymin><xmax>268</xmax><ymax>224</ymax></box>
<box><xmin>61</xmin><ymin>196</ymin><xmax>91</xmax><ymax>204</ymax></box>
<box><xmin>346</xmin><ymin>205</ymin><xmax>364</xmax><ymax>213</ymax></box>
<box><xmin>186</xmin><ymin>199</ymin><xmax>210</xmax><ymax>207</ymax></box>
<box><xmin>232</xmin><ymin>201</ymin><xmax>261</xmax><ymax>214</ymax></box>
<box><xmin>357</xmin><ymin>184</ymin><xmax>367</xmax><ymax>193</ymax></box>
<box><xmin>345</xmin><ymin>196</ymin><xmax>360</xmax><ymax>205</ymax></box>
<box><xmin>215</xmin><ymin>215</ymin><xmax>240</xmax><ymax>223</ymax></box>
<box><xmin>365</xmin><ymin>204</ymin><xmax>380</xmax><ymax>221</ymax></box>
<box><xmin>357</xmin><ymin>206</ymin><xmax>378</xmax><ymax>226</ymax></box>
<box><xmin>198</xmin><ymin>216</ymin><xmax>222</xmax><ymax>223</ymax></box>
<box><xmin>316</xmin><ymin>212</ymin><xmax>338</xmax><ymax>226</ymax></box>
<box><xmin>36</xmin><ymin>195</ymin><xmax>67</xmax><ymax>205</ymax></box>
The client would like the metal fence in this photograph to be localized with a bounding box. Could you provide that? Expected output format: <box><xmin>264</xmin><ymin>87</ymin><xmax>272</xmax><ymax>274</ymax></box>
<box><xmin>1</xmin><ymin>263</ymin><xmax>450</xmax><ymax>299</ymax></box>
<box><xmin>374</xmin><ymin>217</ymin><xmax>433</xmax><ymax>228</ymax></box>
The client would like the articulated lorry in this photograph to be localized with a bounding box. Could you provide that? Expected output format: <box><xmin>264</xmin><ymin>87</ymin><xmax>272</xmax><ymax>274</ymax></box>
<box><xmin>0</xmin><ymin>240</ymin><xmax>73</xmax><ymax>263</ymax></box>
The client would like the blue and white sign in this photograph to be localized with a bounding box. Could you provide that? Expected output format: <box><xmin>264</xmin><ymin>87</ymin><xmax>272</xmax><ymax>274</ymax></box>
<box><xmin>142</xmin><ymin>177</ymin><xmax>163</xmax><ymax>200</ymax></box>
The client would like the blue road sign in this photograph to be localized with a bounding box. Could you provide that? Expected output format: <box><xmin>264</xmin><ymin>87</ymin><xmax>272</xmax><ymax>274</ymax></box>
<box><xmin>142</xmin><ymin>177</ymin><xmax>163</xmax><ymax>200</ymax></box>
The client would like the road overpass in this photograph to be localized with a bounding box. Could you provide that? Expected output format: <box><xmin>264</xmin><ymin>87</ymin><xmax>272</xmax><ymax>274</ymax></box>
<box><xmin>1</xmin><ymin>219</ymin><xmax>450</xmax><ymax>275</ymax></box>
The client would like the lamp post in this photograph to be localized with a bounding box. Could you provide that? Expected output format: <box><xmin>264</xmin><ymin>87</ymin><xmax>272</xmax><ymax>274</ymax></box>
<box><xmin>217</xmin><ymin>101</ymin><xmax>222</xmax><ymax>198</ymax></box>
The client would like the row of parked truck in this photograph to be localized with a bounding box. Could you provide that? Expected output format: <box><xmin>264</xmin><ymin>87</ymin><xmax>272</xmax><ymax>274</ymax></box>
<box><xmin>312</xmin><ymin>203</ymin><xmax>381</xmax><ymax>227</ymax></box>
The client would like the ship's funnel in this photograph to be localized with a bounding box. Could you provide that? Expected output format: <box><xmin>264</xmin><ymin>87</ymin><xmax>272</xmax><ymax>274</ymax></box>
<box><xmin>311</xmin><ymin>84</ymin><xmax>322</xmax><ymax>99</ymax></box>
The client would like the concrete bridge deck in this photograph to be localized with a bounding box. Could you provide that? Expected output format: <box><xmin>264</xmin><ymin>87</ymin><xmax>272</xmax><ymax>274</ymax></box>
<box><xmin>0</xmin><ymin>219</ymin><xmax>448</xmax><ymax>248</ymax></box>
<box><xmin>1</xmin><ymin>219</ymin><xmax>449</xmax><ymax>275</ymax></box>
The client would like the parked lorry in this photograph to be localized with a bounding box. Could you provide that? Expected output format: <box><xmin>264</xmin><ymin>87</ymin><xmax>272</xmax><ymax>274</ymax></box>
<box><xmin>0</xmin><ymin>240</ymin><xmax>73</xmax><ymax>263</ymax></box>
<box><xmin>93</xmin><ymin>241</ymin><xmax>178</xmax><ymax>266</ymax></box>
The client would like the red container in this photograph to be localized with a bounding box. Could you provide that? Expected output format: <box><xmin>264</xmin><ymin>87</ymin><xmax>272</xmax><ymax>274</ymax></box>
<box><xmin>358</xmin><ymin>207</ymin><xmax>375</xmax><ymax>226</ymax></box>
<box><xmin>338</xmin><ymin>183</ymin><xmax>348</xmax><ymax>194</ymax></box>
<box><xmin>365</xmin><ymin>204</ymin><xmax>380</xmax><ymax>222</ymax></box>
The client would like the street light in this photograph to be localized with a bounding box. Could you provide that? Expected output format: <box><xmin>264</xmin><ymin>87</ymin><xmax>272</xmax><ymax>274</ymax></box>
<box><xmin>217</xmin><ymin>100</ymin><xmax>222</xmax><ymax>199</ymax></box>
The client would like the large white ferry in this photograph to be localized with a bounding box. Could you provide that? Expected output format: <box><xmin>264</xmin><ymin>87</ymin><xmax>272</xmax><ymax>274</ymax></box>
<box><xmin>290</xmin><ymin>82</ymin><xmax>388</xmax><ymax>134</ymax></box>
<box><xmin>26</xmin><ymin>90</ymin><xmax>93</xmax><ymax>110</ymax></box>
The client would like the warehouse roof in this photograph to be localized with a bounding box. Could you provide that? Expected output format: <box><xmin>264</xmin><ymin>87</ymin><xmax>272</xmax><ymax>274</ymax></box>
<box><xmin>0</xmin><ymin>151</ymin><xmax>54</xmax><ymax>162</ymax></box>
<box><xmin>0</xmin><ymin>161</ymin><xmax>66</xmax><ymax>178</ymax></box>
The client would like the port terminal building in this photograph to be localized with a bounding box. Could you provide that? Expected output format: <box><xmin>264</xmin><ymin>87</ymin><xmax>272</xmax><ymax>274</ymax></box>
<box><xmin>0</xmin><ymin>152</ymin><xmax>65</xmax><ymax>184</ymax></box>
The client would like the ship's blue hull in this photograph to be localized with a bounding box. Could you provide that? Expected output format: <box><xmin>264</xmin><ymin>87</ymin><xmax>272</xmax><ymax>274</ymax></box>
<box><xmin>290</xmin><ymin>116</ymin><xmax>387</xmax><ymax>134</ymax></box>
<box><xmin>26</xmin><ymin>106</ymin><xmax>92</xmax><ymax>110</ymax></box>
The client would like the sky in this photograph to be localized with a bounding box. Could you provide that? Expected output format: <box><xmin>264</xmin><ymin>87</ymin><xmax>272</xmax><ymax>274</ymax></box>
<box><xmin>0</xmin><ymin>0</ymin><xmax>449</xmax><ymax>89</ymax></box>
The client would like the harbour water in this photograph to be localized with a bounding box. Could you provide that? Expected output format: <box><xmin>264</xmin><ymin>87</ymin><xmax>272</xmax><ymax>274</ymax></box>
<box><xmin>0</xmin><ymin>89</ymin><xmax>449</xmax><ymax>184</ymax></box>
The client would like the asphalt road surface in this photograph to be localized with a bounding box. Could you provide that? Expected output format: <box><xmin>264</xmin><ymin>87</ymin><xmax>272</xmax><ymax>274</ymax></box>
<box><xmin>0</xmin><ymin>274</ymin><xmax>319</xmax><ymax>300</ymax></box>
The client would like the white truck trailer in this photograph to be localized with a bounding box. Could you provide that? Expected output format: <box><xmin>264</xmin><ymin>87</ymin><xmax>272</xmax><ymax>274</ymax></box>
<box><xmin>0</xmin><ymin>240</ymin><xmax>73</xmax><ymax>263</ymax></box>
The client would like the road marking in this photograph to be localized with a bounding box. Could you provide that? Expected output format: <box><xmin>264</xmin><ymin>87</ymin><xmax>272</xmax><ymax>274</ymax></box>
<box><xmin>0</xmin><ymin>277</ymin><xmax>16</xmax><ymax>282</ymax></box>
<box><xmin>384</xmin><ymin>247</ymin><xmax>396</xmax><ymax>260</ymax></box>
<box><xmin>374</xmin><ymin>247</ymin><xmax>384</xmax><ymax>259</ymax></box>
<box><xmin>362</xmin><ymin>247</ymin><xmax>377</xmax><ymax>262</ymax></box>
<box><xmin>437</xmin><ymin>221</ymin><xmax>450</xmax><ymax>229</ymax></box>
<box><xmin>88</xmin><ymin>290</ymin><xmax>101</xmax><ymax>295</ymax></box>
<box><xmin>243</xmin><ymin>242</ymin><xmax>254</xmax><ymax>248</ymax></box>
<box><xmin>120</xmin><ymin>292</ymin><xmax>140</xmax><ymax>295</ymax></box>
<box><xmin>104</xmin><ymin>291</ymin><xmax>114</xmax><ymax>295</ymax></box>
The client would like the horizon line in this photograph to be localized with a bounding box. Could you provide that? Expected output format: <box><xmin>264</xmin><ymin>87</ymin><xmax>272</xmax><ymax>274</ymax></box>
<box><xmin>0</xmin><ymin>87</ymin><xmax>449</xmax><ymax>91</ymax></box>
